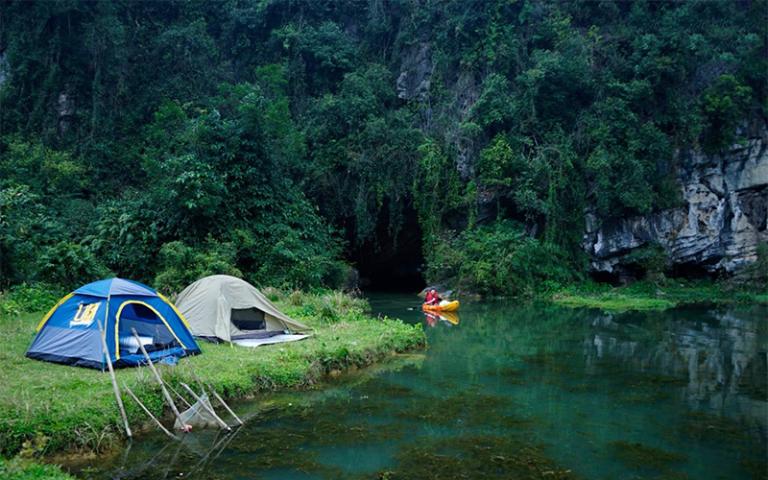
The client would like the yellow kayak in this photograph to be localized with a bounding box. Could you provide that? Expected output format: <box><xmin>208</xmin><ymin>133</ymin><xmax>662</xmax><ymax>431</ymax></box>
<box><xmin>422</xmin><ymin>300</ymin><xmax>460</xmax><ymax>312</ymax></box>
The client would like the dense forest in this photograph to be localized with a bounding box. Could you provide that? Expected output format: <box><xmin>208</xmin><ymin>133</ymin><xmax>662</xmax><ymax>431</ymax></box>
<box><xmin>0</xmin><ymin>0</ymin><xmax>765</xmax><ymax>296</ymax></box>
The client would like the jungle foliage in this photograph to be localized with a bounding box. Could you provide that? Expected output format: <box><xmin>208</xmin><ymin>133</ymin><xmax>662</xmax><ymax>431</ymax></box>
<box><xmin>0</xmin><ymin>0</ymin><xmax>765</xmax><ymax>295</ymax></box>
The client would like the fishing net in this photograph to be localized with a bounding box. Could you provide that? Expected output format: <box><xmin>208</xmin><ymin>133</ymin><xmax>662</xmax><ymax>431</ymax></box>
<box><xmin>174</xmin><ymin>393</ymin><xmax>220</xmax><ymax>430</ymax></box>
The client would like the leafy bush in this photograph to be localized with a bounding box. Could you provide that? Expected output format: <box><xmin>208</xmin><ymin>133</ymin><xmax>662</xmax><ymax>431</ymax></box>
<box><xmin>0</xmin><ymin>457</ymin><xmax>74</xmax><ymax>480</ymax></box>
<box><xmin>623</xmin><ymin>244</ymin><xmax>669</xmax><ymax>282</ymax></box>
<box><xmin>253</xmin><ymin>222</ymin><xmax>348</xmax><ymax>290</ymax></box>
<box><xmin>34</xmin><ymin>242</ymin><xmax>111</xmax><ymax>287</ymax></box>
<box><xmin>427</xmin><ymin>220</ymin><xmax>578</xmax><ymax>297</ymax></box>
<box><xmin>0</xmin><ymin>284</ymin><xmax>65</xmax><ymax>317</ymax></box>
<box><xmin>154</xmin><ymin>240</ymin><xmax>242</xmax><ymax>294</ymax></box>
<box><xmin>700</xmin><ymin>75</ymin><xmax>753</xmax><ymax>152</ymax></box>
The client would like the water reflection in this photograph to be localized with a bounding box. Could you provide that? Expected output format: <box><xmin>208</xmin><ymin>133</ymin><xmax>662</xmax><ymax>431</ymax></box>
<box><xmin>422</xmin><ymin>311</ymin><xmax>459</xmax><ymax>327</ymax></box>
<box><xmin>582</xmin><ymin>306</ymin><xmax>767</xmax><ymax>436</ymax></box>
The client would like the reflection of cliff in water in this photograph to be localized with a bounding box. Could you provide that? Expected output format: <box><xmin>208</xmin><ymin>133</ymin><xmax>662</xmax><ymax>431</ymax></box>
<box><xmin>583</xmin><ymin>306</ymin><xmax>767</xmax><ymax>434</ymax></box>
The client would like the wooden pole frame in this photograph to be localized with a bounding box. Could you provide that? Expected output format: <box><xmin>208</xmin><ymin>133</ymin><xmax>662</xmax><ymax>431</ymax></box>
<box><xmin>208</xmin><ymin>386</ymin><xmax>244</xmax><ymax>426</ymax></box>
<box><xmin>123</xmin><ymin>384</ymin><xmax>179</xmax><ymax>440</ymax></box>
<box><xmin>97</xmin><ymin>310</ymin><xmax>132</xmax><ymax>438</ymax></box>
<box><xmin>179</xmin><ymin>383</ymin><xmax>231</xmax><ymax>431</ymax></box>
<box><xmin>190</xmin><ymin>372</ymin><xmax>244</xmax><ymax>426</ymax></box>
<box><xmin>130</xmin><ymin>328</ymin><xmax>187</xmax><ymax>430</ymax></box>
<box><xmin>166</xmin><ymin>382</ymin><xmax>193</xmax><ymax>409</ymax></box>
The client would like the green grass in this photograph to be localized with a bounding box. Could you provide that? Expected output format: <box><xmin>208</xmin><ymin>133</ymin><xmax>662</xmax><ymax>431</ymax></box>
<box><xmin>551</xmin><ymin>280</ymin><xmax>768</xmax><ymax>311</ymax></box>
<box><xmin>0</xmin><ymin>289</ymin><xmax>424</xmax><ymax>461</ymax></box>
<box><xmin>553</xmin><ymin>294</ymin><xmax>675</xmax><ymax>311</ymax></box>
<box><xmin>0</xmin><ymin>457</ymin><xmax>75</xmax><ymax>480</ymax></box>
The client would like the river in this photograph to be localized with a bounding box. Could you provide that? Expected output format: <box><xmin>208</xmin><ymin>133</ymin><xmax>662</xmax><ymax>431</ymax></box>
<box><xmin>67</xmin><ymin>293</ymin><xmax>767</xmax><ymax>479</ymax></box>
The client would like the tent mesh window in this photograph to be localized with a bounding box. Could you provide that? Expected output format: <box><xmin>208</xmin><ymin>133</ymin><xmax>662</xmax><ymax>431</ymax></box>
<box><xmin>231</xmin><ymin>307</ymin><xmax>266</xmax><ymax>331</ymax></box>
<box><xmin>118</xmin><ymin>303</ymin><xmax>180</xmax><ymax>355</ymax></box>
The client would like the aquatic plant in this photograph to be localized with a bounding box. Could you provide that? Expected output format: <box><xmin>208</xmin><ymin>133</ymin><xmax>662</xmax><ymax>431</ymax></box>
<box><xmin>608</xmin><ymin>440</ymin><xmax>686</xmax><ymax>471</ymax></box>
<box><xmin>379</xmin><ymin>435</ymin><xmax>581</xmax><ymax>479</ymax></box>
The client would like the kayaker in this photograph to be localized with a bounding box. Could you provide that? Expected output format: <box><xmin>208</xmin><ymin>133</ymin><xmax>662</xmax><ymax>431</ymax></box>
<box><xmin>425</xmin><ymin>288</ymin><xmax>441</xmax><ymax>306</ymax></box>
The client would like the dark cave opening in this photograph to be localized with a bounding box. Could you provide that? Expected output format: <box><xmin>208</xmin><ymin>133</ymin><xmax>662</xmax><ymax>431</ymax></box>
<box><xmin>348</xmin><ymin>203</ymin><xmax>425</xmax><ymax>292</ymax></box>
<box><xmin>668</xmin><ymin>261</ymin><xmax>720</xmax><ymax>280</ymax></box>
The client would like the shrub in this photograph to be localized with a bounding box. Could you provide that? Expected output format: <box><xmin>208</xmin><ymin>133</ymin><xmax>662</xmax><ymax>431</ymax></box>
<box><xmin>154</xmin><ymin>240</ymin><xmax>242</xmax><ymax>294</ymax></box>
<box><xmin>252</xmin><ymin>222</ymin><xmax>349</xmax><ymax>290</ymax></box>
<box><xmin>0</xmin><ymin>284</ymin><xmax>64</xmax><ymax>317</ymax></box>
<box><xmin>623</xmin><ymin>244</ymin><xmax>669</xmax><ymax>282</ymax></box>
<box><xmin>34</xmin><ymin>242</ymin><xmax>111</xmax><ymax>287</ymax></box>
<box><xmin>426</xmin><ymin>220</ymin><xmax>577</xmax><ymax>297</ymax></box>
<box><xmin>0</xmin><ymin>457</ymin><xmax>74</xmax><ymax>480</ymax></box>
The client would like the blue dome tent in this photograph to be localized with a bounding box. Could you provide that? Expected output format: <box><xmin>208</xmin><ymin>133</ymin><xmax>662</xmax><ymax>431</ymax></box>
<box><xmin>26</xmin><ymin>278</ymin><xmax>201</xmax><ymax>369</ymax></box>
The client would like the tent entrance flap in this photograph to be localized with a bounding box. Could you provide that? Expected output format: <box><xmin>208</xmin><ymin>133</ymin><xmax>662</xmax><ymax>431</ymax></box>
<box><xmin>116</xmin><ymin>301</ymin><xmax>182</xmax><ymax>357</ymax></box>
<box><xmin>231</xmin><ymin>307</ymin><xmax>266</xmax><ymax>331</ymax></box>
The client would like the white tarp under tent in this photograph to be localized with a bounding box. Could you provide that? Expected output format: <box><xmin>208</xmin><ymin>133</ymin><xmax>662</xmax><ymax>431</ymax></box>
<box><xmin>175</xmin><ymin>275</ymin><xmax>310</xmax><ymax>347</ymax></box>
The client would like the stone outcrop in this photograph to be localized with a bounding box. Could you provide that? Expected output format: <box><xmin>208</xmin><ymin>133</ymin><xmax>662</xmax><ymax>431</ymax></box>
<box><xmin>396</xmin><ymin>42</ymin><xmax>433</xmax><ymax>102</ymax></box>
<box><xmin>57</xmin><ymin>90</ymin><xmax>76</xmax><ymax>134</ymax></box>
<box><xmin>0</xmin><ymin>51</ymin><xmax>7</xmax><ymax>87</ymax></box>
<box><xmin>584</xmin><ymin>123</ymin><xmax>768</xmax><ymax>280</ymax></box>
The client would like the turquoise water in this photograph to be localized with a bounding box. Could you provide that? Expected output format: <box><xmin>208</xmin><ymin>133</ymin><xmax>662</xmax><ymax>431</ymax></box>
<box><xmin>70</xmin><ymin>295</ymin><xmax>767</xmax><ymax>479</ymax></box>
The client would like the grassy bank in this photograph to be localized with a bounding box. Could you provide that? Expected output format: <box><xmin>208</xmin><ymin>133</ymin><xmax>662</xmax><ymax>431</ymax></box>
<box><xmin>551</xmin><ymin>280</ymin><xmax>768</xmax><ymax>311</ymax></box>
<box><xmin>0</xmin><ymin>289</ymin><xmax>424</xmax><ymax>466</ymax></box>
<box><xmin>0</xmin><ymin>457</ymin><xmax>75</xmax><ymax>480</ymax></box>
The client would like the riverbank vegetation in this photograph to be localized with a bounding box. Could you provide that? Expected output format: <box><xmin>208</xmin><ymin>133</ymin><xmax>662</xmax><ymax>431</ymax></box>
<box><xmin>551</xmin><ymin>279</ymin><xmax>768</xmax><ymax>311</ymax></box>
<box><xmin>0</xmin><ymin>457</ymin><xmax>74</xmax><ymax>480</ymax></box>
<box><xmin>0</xmin><ymin>289</ymin><xmax>424</xmax><ymax>461</ymax></box>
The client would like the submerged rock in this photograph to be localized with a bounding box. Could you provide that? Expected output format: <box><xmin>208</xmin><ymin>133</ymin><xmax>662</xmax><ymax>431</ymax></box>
<box><xmin>584</xmin><ymin>122</ymin><xmax>768</xmax><ymax>281</ymax></box>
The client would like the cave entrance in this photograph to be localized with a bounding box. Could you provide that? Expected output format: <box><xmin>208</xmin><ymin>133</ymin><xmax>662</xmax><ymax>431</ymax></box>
<box><xmin>349</xmin><ymin>202</ymin><xmax>425</xmax><ymax>292</ymax></box>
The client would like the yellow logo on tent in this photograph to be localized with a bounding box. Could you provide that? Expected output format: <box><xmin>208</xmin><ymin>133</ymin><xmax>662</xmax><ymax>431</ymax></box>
<box><xmin>71</xmin><ymin>302</ymin><xmax>101</xmax><ymax>327</ymax></box>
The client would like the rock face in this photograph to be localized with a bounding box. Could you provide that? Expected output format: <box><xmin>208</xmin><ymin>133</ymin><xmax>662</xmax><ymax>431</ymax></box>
<box><xmin>584</xmin><ymin>124</ymin><xmax>768</xmax><ymax>280</ymax></box>
<box><xmin>57</xmin><ymin>91</ymin><xmax>76</xmax><ymax>134</ymax></box>
<box><xmin>396</xmin><ymin>42</ymin><xmax>433</xmax><ymax>102</ymax></box>
<box><xmin>0</xmin><ymin>52</ymin><xmax>7</xmax><ymax>87</ymax></box>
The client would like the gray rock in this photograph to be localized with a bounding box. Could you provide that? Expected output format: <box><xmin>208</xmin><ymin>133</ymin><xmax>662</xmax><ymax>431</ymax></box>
<box><xmin>584</xmin><ymin>123</ymin><xmax>768</xmax><ymax>279</ymax></box>
<box><xmin>57</xmin><ymin>89</ymin><xmax>76</xmax><ymax>135</ymax></box>
<box><xmin>0</xmin><ymin>52</ymin><xmax>7</xmax><ymax>88</ymax></box>
<box><xmin>396</xmin><ymin>42</ymin><xmax>432</xmax><ymax>102</ymax></box>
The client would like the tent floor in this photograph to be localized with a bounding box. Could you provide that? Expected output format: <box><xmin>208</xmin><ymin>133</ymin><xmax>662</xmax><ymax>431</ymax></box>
<box><xmin>232</xmin><ymin>334</ymin><xmax>310</xmax><ymax>347</ymax></box>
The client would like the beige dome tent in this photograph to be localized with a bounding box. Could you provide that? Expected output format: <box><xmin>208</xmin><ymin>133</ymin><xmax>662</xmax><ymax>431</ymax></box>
<box><xmin>176</xmin><ymin>275</ymin><xmax>310</xmax><ymax>346</ymax></box>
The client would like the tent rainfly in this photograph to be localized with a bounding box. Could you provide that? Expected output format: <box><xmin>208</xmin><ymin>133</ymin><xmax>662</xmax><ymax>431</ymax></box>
<box><xmin>26</xmin><ymin>278</ymin><xmax>200</xmax><ymax>369</ymax></box>
<box><xmin>176</xmin><ymin>275</ymin><xmax>311</xmax><ymax>346</ymax></box>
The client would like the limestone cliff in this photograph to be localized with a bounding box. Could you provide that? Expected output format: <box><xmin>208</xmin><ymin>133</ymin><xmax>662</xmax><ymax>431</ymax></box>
<box><xmin>584</xmin><ymin>123</ymin><xmax>768</xmax><ymax>281</ymax></box>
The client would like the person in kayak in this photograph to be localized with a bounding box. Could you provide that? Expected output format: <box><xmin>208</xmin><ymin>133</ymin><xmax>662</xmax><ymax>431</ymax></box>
<box><xmin>425</xmin><ymin>288</ymin><xmax>441</xmax><ymax>306</ymax></box>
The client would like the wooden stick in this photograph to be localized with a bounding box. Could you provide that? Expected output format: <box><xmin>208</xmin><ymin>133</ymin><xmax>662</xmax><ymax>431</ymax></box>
<box><xmin>179</xmin><ymin>383</ymin><xmax>231</xmax><ymax>431</ymax></box>
<box><xmin>97</xmin><ymin>316</ymin><xmax>132</xmax><ymax>438</ymax></box>
<box><xmin>123</xmin><ymin>384</ymin><xmax>179</xmax><ymax>440</ymax></box>
<box><xmin>131</xmin><ymin>328</ymin><xmax>186</xmax><ymax>430</ymax></box>
<box><xmin>189</xmin><ymin>372</ymin><xmax>244</xmax><ymax>426</ymax></box>
<box><xmin>165</xmin><ymin>382</ymin><xmax>193</xmax><ymax>409</ymax></box>
<box><xmin>208</xmin><ymin>386</ymin><xmax>244</xmax><ymax>425</ymax></box>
